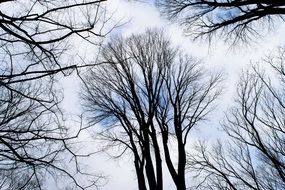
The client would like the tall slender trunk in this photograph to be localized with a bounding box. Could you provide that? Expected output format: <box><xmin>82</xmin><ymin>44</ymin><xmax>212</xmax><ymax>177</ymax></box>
<box><xmin>162</xmin><ymin>130</ymin><xmax>177</xmax><ymax>182</ymax></box>
<box><xmin>162</xmin><ymin>130</ymin><xmax>186</xmax><ymax>190</ymax></box>
<box><xmin>150</xmin><ymin>122</ymin><xmax>163</xmax><ymax>190</ymax></box>
<box><xmin>143</xmin><ymin>127</ymin><xmax>157</xmax><ymax>190</ymax></box>
<box><xmin>134</xmin><ymin>158</ymin><xmax>147</xmax><ymax>190</ymax></box>
<box><xmin>176</xmin><ymin>135</ymin><xmax>186</xmax><ymax>190</ymax></box>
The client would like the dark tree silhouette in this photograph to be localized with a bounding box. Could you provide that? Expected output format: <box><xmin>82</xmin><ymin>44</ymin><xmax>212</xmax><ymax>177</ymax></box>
<box><xmin>188</xmin><ymin>47</ymin><xmax>285</xmax><ymax>190</ymax></box>
<box><xmin>157</xmin><ymin>0</ymin><xmax>285</xmax><ymax>43</ymax></box>
<box><xmin>82</xmin><ymin>29</ymin><xmax>222</xmax><ymax>190</ymax></box>
<box><xmin>0</xmin><ymin>0</ymin><xmax>109</xmax><ymax>189</ymax></box>
<box><xmin>82</xmin><ymin>30</ymin><xmax>171</xmax><ymax>190</ymax></box>
<box><xmin>0</xmin><ymin>77</ymin><xmax>104</xmax><ymax>189</ymax></box>
<box><xmin>157</xmin><ymin>58</ymin><xmax>222</xmax><ymax>190</ymax></box>
<box><xmin>0</xmin><ymin>0</ymin><xmax>109</xmax><ymax>87</ymax></box>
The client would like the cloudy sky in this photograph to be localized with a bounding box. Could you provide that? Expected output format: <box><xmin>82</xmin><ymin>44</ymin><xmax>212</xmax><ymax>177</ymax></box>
<box><xmin>60</xmin><ymin>1</ymin><xmax>285</xmax><ymax>189</ymax></box>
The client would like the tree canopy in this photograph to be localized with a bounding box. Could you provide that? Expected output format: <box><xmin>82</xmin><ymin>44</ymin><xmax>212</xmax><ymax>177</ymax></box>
<box><xmin>188</xmin><ymin>47</ymin><xmax>285</xmax><ymax>190</ymax></box>
<box><xmin>82</xmin><ymin>29</ymin><xmax>222</xmax><ymax>190</ymax></box>
<box><xmin>0</xmin><ymin>0</ymin><xmax>108</xmax><ymax>189</ymax></box>
<box><xmin>157</xmin><ymin>0</ymin><xmax>285</xmax><ymax>43</ymax></box>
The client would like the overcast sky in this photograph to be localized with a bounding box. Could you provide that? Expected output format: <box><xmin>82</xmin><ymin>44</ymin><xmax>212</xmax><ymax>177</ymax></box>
<box><xmin>60</xmin><ymin>1</ymin><xmax>285</xmax><ymax>189</ymax></box>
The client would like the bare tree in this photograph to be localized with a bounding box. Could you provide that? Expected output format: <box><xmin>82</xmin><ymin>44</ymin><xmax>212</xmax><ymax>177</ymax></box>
<box><xmin>81</xmin><ymin>29</ymin><xmax>222</xmax><ymax>190</ymax></box>
<box><xmin>0</xmin><ymin>0</ymin><xmax>110</xmax><ymax>87</ymax></box>
<box><xmin>156</xmin><ymin>58</ymin><xmax>222</xmax><ymax>190</ymax></box>
<box><xmin>0</xmin><ymin>0</ymin><xmax>110</xmax><ymax>189</ymax></box>
<box><xmin>82</xmin><ymin>30</ymin><xmax>171</xmax><ymax>190</ymax></box>
<box><xmin>156</xmin><ymin>0</ymin><xmax>285</xmax><ymax>44</ymax></box>
<box><xmin>188</xmin><ymin>47</ymin><xmax>285</xmax><ymax>190</ymax></box>
<box><xmin>0</xmin><ymin>78</ymin><xmax>104</xmax><ymax>189</ymax></box>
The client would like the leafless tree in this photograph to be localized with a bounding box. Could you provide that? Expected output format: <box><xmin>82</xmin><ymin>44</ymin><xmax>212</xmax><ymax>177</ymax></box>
<box><xmin>156</xmin><ymin>0</ymin><xmax>285</xmax><ymax>44</ymax></box>
<box><xmin>81</xmin><ymin>29</ymin><xmax>222</xmax><ymax>190</ymax></box>
<box><xmin>0</xmin><ymin>0</ymin><xmax>110</xmax><ymax>87</ymax></box>
<box><xmin>0</xmin><ymin>0</ymin><xmax>110</xmax><ymax>189</ymax></box>
<box><xmin>0</xmin><ymin>77</ymin><xmax>104</xmax><ymax>189</ymax></box>
<box><xmin>188</xmin><ymin>47</ymin><xmax>285</xmax><ymax>190</ymax></box>
<box><xmin>156</xmin><ymin>56</ymin><xmax>222</xmax><ymax>190</ymax></box>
